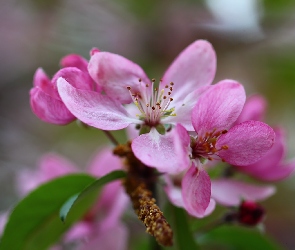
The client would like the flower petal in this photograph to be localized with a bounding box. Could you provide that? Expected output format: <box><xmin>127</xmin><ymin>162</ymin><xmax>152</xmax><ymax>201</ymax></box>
<box><xmin>132</xmin><ymin>127</ymin><xmax>189</xmax><ymax>174</ymax></box>
<box><xmin>182</xmin><ymin>165</ymin><xmax>211</xmax><ymax>218</ymax></box>
<box><xmin>162</xmin><ymin>86</ymin><xmax>210</xmax><ymax>131</ymax></box>
<box><xmin>30</xmin><ymin>87</ymin><xmax>75</xmax><ymax>125</ymax></box>
<box><xmin>88</xmin><ymin>52</ymin><xmax>150</xmax><ymax>104</ymax></box>
<box><xmin>81</xmin><ymin>223</ymin><xmax>128</xmax><ymax>250</ymax></box>
<box><xmin>60</xmin><ymin>54</ymin><xmax>88</xmax><ymax>72</ymax></box>
<box><xmin>52</xmin><ymin>67</ymin><xmax>94</xmax><ymax>91</ymax></box>
<box><xmin>192</xmin><ymin>80</ymin><xmax>246</xmax><ymax>135</ymax></box>
<box><xmin>33</xmin><ymin>68</ymin><xmax>57</xmax><ymax>97</ymax></box>
<box><xmin>161</xmin><ymin>40</ymin><xmax>216</xmax><ymax>102</ymax></box>
<box><xmin>211</xmin><ymin>179</ymin><xmax>276</xmax><ymax>206</ymax></box>
<box><xmin>236</xmin><ymin>94</ymin><xmax>267</xmax><ymax>124</ymax></box>
<box><xmin>217</xmin><ymin>120</ymin><xmax>275</xmax><ymax>166</ymax></box>
<box><xmin>57</xmin><ymin>78</ymin><xmax>137</xmax><ymax>130</ymax></box>
<box><xmin>87</xmin><ymin>148</ymin><xmax>123</xmax><ymax>177</ymax></box>
<box><xmin>38</xmin><ymin>153</ymin><xmax>77</xmax><ymax>180</ymax></box>
<box><xmin>235</xmin><ymin>128</ymin><xmax>285</xmax><ymax>180</ymax></box>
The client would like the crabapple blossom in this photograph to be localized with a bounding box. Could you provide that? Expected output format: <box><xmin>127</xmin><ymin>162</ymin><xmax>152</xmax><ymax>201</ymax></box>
<box><xmin>30</xmin><ymin>50</ymin><xmax>101</xmax><ymax>125</ymax></box>
<box><xmin>233</xmin><ymin>95</ymin><xmax>295</xmax><ymax>181</ymax></box>
<box><xmin>155</xmin><ymin>81</ymin><xmax>275</xmax><ymax>217</ymax></box>
<box><xmin>57</xmin><ymin>40</ymin><xmax>216</xmax><ymax>170</ymax></box>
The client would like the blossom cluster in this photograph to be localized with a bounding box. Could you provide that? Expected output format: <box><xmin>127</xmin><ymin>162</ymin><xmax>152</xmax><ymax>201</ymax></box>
<box><xmin>26</xmin><ymin>40</ymin><xmax>295</xmax><ymax>247</ymax></box>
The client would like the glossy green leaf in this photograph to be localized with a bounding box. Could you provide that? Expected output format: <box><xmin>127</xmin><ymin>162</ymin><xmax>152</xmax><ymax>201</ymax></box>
<box><xmin>198</xmin><ymin>225</ymin><xmax>283</xmax><ymax>250</ymax></box>
<box><xmin>60</xmin><ymin>170</ymin><xmax>127</xmax><ymax>223</ymax></box>
<box><xmin>163</xmin><ymin>203</ymin><xmax>200</xmax><ymax>250</ymax></box>
<box><xmin>0</xmin><ymin>174</ymin><xmax>96</xmax><ymax>250</ymax></box>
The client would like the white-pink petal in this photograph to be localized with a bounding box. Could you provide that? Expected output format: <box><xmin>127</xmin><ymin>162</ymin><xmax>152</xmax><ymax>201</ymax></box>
<box><xmin>88</xmin><ymin>52</ymin><xmax>150</xmax><ymax>104</ymax></box>
<box><xmin>57</xmin><ymin>78</ymin><xmax>138</xmax><ymax>130</ymax></box>
<box><xmin>211</xmin><ymin>179</ymin><xmax>276</xmax><ymax>206</ymax></box>
<box><xmin>161</xmin><ymin>40</ymin><xmax>216</xmax><ymax>102</ymax></box>
<box><xmin>192</xmin><ymin>80</ymin><xmax>246</xmax><ymax>136</ymax></box>
<box><xmin>132</xmin><ymin>128</ymin><xmax>188</xmax><ymax>174</ymax></box>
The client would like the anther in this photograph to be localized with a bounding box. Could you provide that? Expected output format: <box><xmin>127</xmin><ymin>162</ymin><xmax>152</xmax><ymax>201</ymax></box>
<box><xmin>127</xmin><ymin>86</ymin><xmax>131</xmax><ymax>90</ymax></box>
<box><xmin>152</xmin><ymin>78</ymin><xmax>156</xmax><ymax>82</ymax></box>
<box><xmin>170</xmin><ymin>82</ymin><xmax>174</xmax><ymax>86</ymax></box>
<box><xmin>163</xmin><ymin>96</ymin><xmax>167</xmax><ymax>99</ymax></box>
<box><xmin>221</xmin><ymin>145</ymin><xmax>229</xmax><ymax>150</ymax></box>
<box><xmin>152</xmin><ymin>107</ymin><xmax>156</xmax><ymax>110</ymax></box>
<box><xmin>139</xmin><ymin>78</ymin><xmax>142</xmax><ymax>82</ymax></box>
<box><xmin>169</xmin><ymin>87</ymin><xmax>173</xmax><ymax>91</ymax></box>
<box><xmin>165</xmin><ymin>85</ymin><xmax>169</xmax><ymax>88</ymax></box>
<box><xmin>208</xmin><ymin>157</ymin><xmax>213</xmax><ymax>161</ymax></box>
<box><xmin>170</xmin><ymin>98</ymin><xmax>173</xmax><ymax>101</ymax></box>
<box><xmin>222</xmin><ymin>130</ymin><xmax>228</xmax><ymax>134</ymax></box>
<box><xmin>146</xmin><ymin>84</ymin><xmax>149</xmax><ymax>87</ymax></box>
<box><xmin>168</xmin><ymin>92</ymin><xmax>171</xmax><ymax>95</ymax></box>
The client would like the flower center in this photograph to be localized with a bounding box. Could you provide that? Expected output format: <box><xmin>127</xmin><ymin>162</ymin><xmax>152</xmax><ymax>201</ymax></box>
<box><xmin>191</xmin><ymin>129</ymin><xmax>229</xmax><ymax>162</ymax></box>
<box><xmin>127</xmin><ymin>78</ymin><xmax>176</xmax><ymax>127</ymax></box>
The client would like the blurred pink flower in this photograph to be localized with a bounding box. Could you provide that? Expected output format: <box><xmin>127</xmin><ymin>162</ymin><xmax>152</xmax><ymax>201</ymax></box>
<box><xmin>30</xmin><ymin>51</ymin><xmax>101</xmax><ymax>125</ymax></box>
<box><xmin>5</xmin><ymin>149</ymin><xmax>128</xmax><ymax>250</ymax></box>
<box><xmin>56</xmin><ymin>40</ymin><xmax>216</xmax><ymax>172</ymax></box>
<box><xmin>234</xmin><ymin>95</ymin><xmax>295</xmax><ymax>181</ymax></box>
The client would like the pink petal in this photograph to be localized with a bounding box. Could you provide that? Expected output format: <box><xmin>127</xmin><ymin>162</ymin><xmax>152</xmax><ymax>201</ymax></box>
<box><xmin>30</xmin><ymin>87</ymin><xmax>75</xmax><ymax>125</ymax></box>
<box><xmin>0</xmin><ymin>212</ymin><xmax>9</xmax><ymax>235</ymax></box>
<box><xmin>57</xmin><ymin>78</ymin><xmax>138</xmax><ymax>130</ymax></box>
<box><xmin>257</xmin><ymin>159</ymin><xmax>295</xmax><ymax>181</ymax></box>
<box><xmin>60</xmin><ymin>54</ymin><xmax>88</xmax><ymax>72</ymax></box>
<box><xmin>52</xmin><ymin>67</ymin><xmax>94</xmax><ymax>91</ymax></box>
<box><xmin>217</xmin><ymin>120</ymin><xmax>275</xmax><ymax>166</ymax></box>
<box><xmin>81</xmin><ymin>223</ymin><xmax>128</xmax><ymax>250</ymax></box>
<box><xmin>236</xmin><ymin>128</ymin><xmax>285</xmax><ymax>180</ymax></box>
<box><xmin>165</xmin><ymin>174</ymin><xmax>215</xmax><ymax>217</ymax></box>
<box><xmin>88</xmin><ymin>52</ymin><xmax>150</xmax><ymax>104</ymax></box>
<box><xmin>87</xmin><ymin>148</ymin><xmax>123</xmax><ymax>177</ymax></box>
<box><xmin>236</xmin><ymin>94</ymin><xmax>267</xmax><ymax>124</ymax></box>
<box><xmin>38</xmin><ymin>153</ymin><xmax>78</xmax><ymax>181</ymax></box>
<box><xmin>162</xmin><ymin>86</ymin><xmax>210</xmax><ymax>131</ymax></box>
<box><xmin>182</xmin><ymin>165</ymin><xmax>211</xmax><ymax>218</ymax></box>
<box><xmin>132</xmin><ymin>128</ymin><xmax>189</xmax><ymax>174</ymax></box>
<box><xmin>33</xmin><ymin>68</ymin><xmax>57</xmax><ymax>98</ymax></box>
<box><xmin>161</xmin><ymin>40</ymin><xmax>216</xmax><ymax>102</ymax></box>
<box><xmin>192</xmin><ymin>80</ymin><xmax>246</xmax><ymax>135</ymax></box>
<box><xmin>64</xmin><ymin>221</ymin><xmax>93</xmax><ymax>242</ymax></box>
<box><xmin>98</xmin><ymin>186</ymin><xmax>129</xmax><ymax>229</ymax></box>
<box><xmin>211</xmin><ymin>179</ymin><xmax>276</xmax><ymax>206</ymax></box>
<box><xmin>164</xmin><ymin>175</ymin><xmax>185</xmax><ymax>208</ymax></box>
<box><xmin>16</xmin><ymin>169</ymin><xmax>43</xmax><ymax>196</ymax></box>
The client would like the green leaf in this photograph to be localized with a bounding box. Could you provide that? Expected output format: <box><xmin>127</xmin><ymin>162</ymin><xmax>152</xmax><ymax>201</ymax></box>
<box><xmin>60</xmin><ymin>170</ymin><xmax>127</xmax><ymax>224</ymax></box>
<box><xmin>163</xmin><ymin>203</ymin><xmax>200</xmax><ymax>250</ymax></box>
<box><xmin>198</xmin><ymin>225</ymin><xmax>283</xmax><ymax>250</ymax></box>
<box><xmin>0</xmin><ymin>174</ymin><xmax>96</xmax><ymax>250</ymax></box>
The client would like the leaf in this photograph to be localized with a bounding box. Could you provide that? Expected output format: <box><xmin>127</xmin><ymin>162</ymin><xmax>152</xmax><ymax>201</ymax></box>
<box><xmin>60</xmin><ymin>170</ymin><xmax>127</xmax><ymax>223</ymax></box>
<box><xmin>198</xmin><ymin>225</ymin><xmax>283</xmax><ymax>250</ymax></box>
<box><xmin>163</xmin><ymin>203</ymin><xmax>200</xmax><ymax>250</ymax></box>
<box><xmin>0</xmin><ymin>174</ymin><xmax>96</xmax><ymax>250</ymax></box>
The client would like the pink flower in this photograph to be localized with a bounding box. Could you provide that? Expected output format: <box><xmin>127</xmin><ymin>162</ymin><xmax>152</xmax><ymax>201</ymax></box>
<box><xmin>233</xmin><ymin>95</ymin><xmax>295</xmax><ymax>181</ymax></box>
<box><xmin>56</xmin><ymin>40</ymin><xmax>216</xmax><ymax>161</ymax></box>
<box><xmin>160</xmin><ymin>82</ymin><xmax>275</xmax><ymax>217</ymax></box>
<box><xmin>30</xmin><ymin>51</ymin><xmax>101</xmax><ymax>125</ymax></box>
<box><xmin>14</xmin><ymin>149</ymin><xmax>129</xmax><ymax>250</ymax></box>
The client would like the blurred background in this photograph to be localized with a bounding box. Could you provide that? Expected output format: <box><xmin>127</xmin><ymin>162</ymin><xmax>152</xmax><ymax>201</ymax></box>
<box><xmin>0</xmin><ymin>0</ymin><xmax>295</xmax><ymax>249</ymax></box>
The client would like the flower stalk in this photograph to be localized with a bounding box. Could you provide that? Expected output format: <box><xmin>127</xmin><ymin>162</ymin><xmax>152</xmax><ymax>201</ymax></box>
<box><xmin>114</xmin><ymin>143</ymin><xmax>173</xmax><ymax>247</ymax></box>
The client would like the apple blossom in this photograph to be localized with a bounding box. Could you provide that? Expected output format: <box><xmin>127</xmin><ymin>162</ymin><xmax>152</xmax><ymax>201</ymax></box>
<box><xmin>57</xmin><ymin>40</ymin><xmax>216</xmax><ymax>161</ymax></box>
